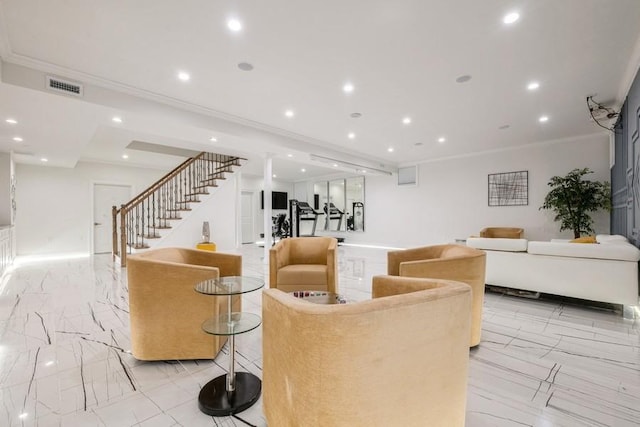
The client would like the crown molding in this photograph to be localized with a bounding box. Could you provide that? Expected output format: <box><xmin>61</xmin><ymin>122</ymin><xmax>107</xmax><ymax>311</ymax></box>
<box><xmin>617</xmin><ymin>32</ymin><xmax>640</xmax><ymax>103</ymax></box>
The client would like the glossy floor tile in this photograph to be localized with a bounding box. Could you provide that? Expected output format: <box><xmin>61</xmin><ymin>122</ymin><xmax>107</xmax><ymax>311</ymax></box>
<box><xmin>0</xmin><ymin>244</ymin><xmax>638</xmax><ymax>426</ymax></box>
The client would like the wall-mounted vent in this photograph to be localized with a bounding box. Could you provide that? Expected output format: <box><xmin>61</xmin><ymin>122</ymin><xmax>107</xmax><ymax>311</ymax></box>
<box><xmin>46</xmin><ymin>76</ymin><xmax>83</xmax><ymax>97</ymax></box>
<box><xmin>397</xmin><ymin>165</ymin><xmax>418</xmax><ymax>186</ymax></box>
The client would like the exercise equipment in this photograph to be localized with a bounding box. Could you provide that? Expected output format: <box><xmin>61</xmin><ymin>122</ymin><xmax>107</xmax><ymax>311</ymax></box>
<box><xmin>323</xmin><ymin>203</ymin><xmax>345</xmax><ymax>231</ymax></box>
<box><xmin>289</xmin><ymin>200</ymin><xmax>321</xmax><ymax>237</ymax></box>
<box><xmin>352</xmin><ymin>202</ymin><xmax>364</xmax><ymax>231</ymax></box>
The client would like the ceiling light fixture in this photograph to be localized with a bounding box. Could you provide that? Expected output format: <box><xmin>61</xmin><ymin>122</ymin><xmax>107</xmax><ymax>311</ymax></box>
<box><xmin>539</xmin><ymin>115</ymin><xmax>549</xmax><ymax>123</ymax></box>
<box><xmin>112</xmin><ymin>116</ymin><xmax>122</xmax><ymax>123</ymax></box>
<box><xmin>456</xmin><ymin>75</ymin><xmax>472</xmax><ymax>83</ymax></box>
<box><xmin>285</xmin><ymin>110</ymin><xmax>295</xmax><ymax>118</ymax></box>
<box><xmin>402</xmin><ymin>117</ymin><xmax>412</xmax><ymax>125</ymax></box>
<box><xmin>301</xmin><ymin>168</ymin><xmax>306</xmax><ymax>172</ymax></box>
<box><xmin>210</xmin><ymin>137</ymin><xmax>218</xmax><ymax>142</ymax></box>
<box><xmin>414</xmin><ymin>142</ymin><xmax>423</xmax><ymax>146</ymax></box>
<box><xmin>5</xmin><ymin>118</ymin><xmax>17</xmax><ymax>124</ymax></box>
<box><xmin>272</xmin><ymin>174</ymin><xmax>277</xmax><ymax>178</ymax></box>
<box><xmin>503</xmin><ymin>12</ymin><xmax>520</xmax><ymax>24</ymax></box>
<box><xmin>238</xmin><ymin>62</ymin><xmax>254</xmax><ymax>71</ymax></box>
<box><xmin>333</xmin><ymin>164</ymin><xmax>339</xmax><ymax>167</ymax></box>
<box><xmin>287</xmin><ymin>154</ymin><xmax>293</xmax><ymax>158</ymax></box>
<box><xmin>227</xmin><ymin>18</ymin><xmax>242</xmax><ymax>32</ymax></box>
<box><xmin>177</xmin><ymin>71</ymin><xmax>190</xmax><ymax>81</ymax></box>
<box><xmin>348</xmin><ymin>132</ymin><xmax>355</xmax><ymax>139</ymax></box>
<box><xmin>12</xmin><ymin>137</ymin><xmax>23</xmax><ymax>142</ymax></box>
<box><xmin>122</xmin><ymin>154</ymin><xmax>129</xmax><ymax>159</ymax></box>
<box><xmin>350</xmin><ymin>112</ymin><xmax>362</xmax><ymax>118</ymax></box>
<box><xmin>438</xmin><ymin>137</ymin><xmax>446</xmax><ymax>143</ymax></box>
<box><xmin>40</xmin><ymin>158</ymin><xmax>48</xmax><ymax>162</ymax></box>
<box><xmin>499</xmin><ymin>124</ymin><xmax>510</xmax><ymax>130</ymax></box>
<box><xmin>343</xmin><ymin>82</ymin><xmax>354</xmax><ymax>94</ymax></box>
<box><xmin>387</xmin><ymin>147</ymin><xmax>394</xmax><ymax>152</ymax></box>
<box><xmin>527</xmin><ymin>81</ymin><xmax>540</xmax><ymax>91</ymax></box>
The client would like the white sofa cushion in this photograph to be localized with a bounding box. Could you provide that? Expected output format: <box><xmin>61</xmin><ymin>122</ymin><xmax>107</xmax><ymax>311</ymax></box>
<box><xmin>466</xmin><ymin>237</ymin><xmax>527</xmax><ymax>252</ymax></box>
<box><xmin>527</xmin><ymin>241</ymin><xmax>640</xmax><ymax>262</ymax></box>
<box><xmin>596</xmin><ymin>234</ymin><xmax>629</xmax><ymax>244</ymax></box>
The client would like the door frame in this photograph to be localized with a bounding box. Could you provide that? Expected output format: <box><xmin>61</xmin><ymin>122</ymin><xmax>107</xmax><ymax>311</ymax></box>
<box><xmin>241</xmin><ymin>191</ymin><xmax>255</xmax><ymax>244</ymax></box>
<box><xmin>90</xmin><ymin>181</ymin><xmax>134</xmax><ymax>255</ymax></box>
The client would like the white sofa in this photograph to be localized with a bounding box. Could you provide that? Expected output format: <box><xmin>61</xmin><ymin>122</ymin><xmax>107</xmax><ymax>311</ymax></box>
<box><xmin>466</xmin><ymin>234</ymin><xmax>640</xmax><ymax>315</ymax></box>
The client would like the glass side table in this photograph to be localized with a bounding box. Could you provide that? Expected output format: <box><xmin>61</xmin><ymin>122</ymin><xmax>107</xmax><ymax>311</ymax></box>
<box><xmin>195</xmin><ymin>276</ymin><xmax>264</xmax><ymax>416</ymax></box>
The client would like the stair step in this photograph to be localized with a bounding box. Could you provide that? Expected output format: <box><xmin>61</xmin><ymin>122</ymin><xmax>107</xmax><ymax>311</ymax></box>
<box><xmin>154</xmin><ymin>225</ymin><xmax>172</xmax><ymax>230</ymax></box>
<box><xmin>207</xmin><ymin>172</ymin><xmax>227</xmax><ymax>179</ymax></box>
<box><xmin>140</xmin><ymin>234</ymin><xmax>162</xmax><ymax>239</ymax></box>
<box><xmin>158</xmin><ymin>216</ymin><xmax>182</xmax><ymax>220</ymax></box>
<box><xmin>184</xmin><ymin>192</ymin><xmax>209</xmax><ymax>196</ymax></box>
<box><xmin>129</xmin><ymin>243</ymin><xmax>150</xmax><ymax>249</ymax></box>
<box><xmin>194</xmin><ymin>183</ymin><xmax>218</xmax><ymax>189</ymax></box>
<box><xmin>175</xmin><ymin>199</ymin><xmax>200</xmax><ymax>204</ymax></box>
<box><xmin>167</xmin><ymin>208</ymin><xmax>192</xmax><ymax>212</ymax></box>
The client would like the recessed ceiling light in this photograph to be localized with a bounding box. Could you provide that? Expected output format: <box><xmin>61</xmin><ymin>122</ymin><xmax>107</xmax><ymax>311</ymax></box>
<box><xmin>456</xmin><ymin>75</ymin><xmax>472</xmax><ymax>83</ymax></box>
<box><xmin>438</xmin><ymin>137</ymin><xmax>446</xmax><ymax>143</ymax></box>
<box><xmin>112</xmin><ymin>116</ymin><xmax>122</xmax><ymax>123</ymax></box>
<box><xmin>333</xmin><ymin>164</ymin><xmax>339</xmax><ymax>167</ymax></box>
<box><xmin>343</xmin><ymin>82</ymin><xmax>354</xmax><ymax>94</ymax></box>
<box><xmin>122</xmin><ymin>154</ymin><xmax>129</xmax><ymax>159</ymax></box>
<box><xmin>301</xmin><ymin>168</ymin><xmax>306</xmax><ymax>172</ymax></box>
<box><xmin>350</xmin><ymin>112</ymin><xmax>362</xmax><ymax>118</ymax></box>
<box><xmin>5</xmin><ymin>118</ymin><xmax>17</xmax><ymax>124</ymax></box>
<box><xmin>527</xmin><ymin>81</ymin><xmax>540</xmax><ymax>91</ymax></box>
<box><xmin>348</xmin><ymin>132</ymin><xmax>356</xmax><ymax>139</ymax></box>
<box><xmin>503</xmin><ymin>12</ymin><xmax>520</xmax><ymax>24</ymax></box>
<box><xmin>210</xmin><ymin>136</ymin><xmax>218</xmax><ymax>142</ymax></box>
<box><xmin>227</xmin><ymin>18</ymin><xmax>242</xmax><ymax>32</ymax></box>
<box><xmin>177</xmin><ymin>71</ymin><xmax>190</xmax><ymax>81</ymax></box>
<box><xmin>499</xmin><ymin>124</ymin><xmax>510</xmax><ymax>130</ymax></box>
<box><xmin>45</xmin><ymin>361</ymin><xmax>54</xmax><ymax>367</ymax></box>
<box><xmin>40</xmin><ymin>158</ymin><xmax>48</xmax><ymax>162</ymax></box>
<box><xmin>402</xmin><ymin>117</ymin><xmax>412</xmax><ymax>125</ymax></box>
<box><xmin>272</xmin><ymin>174</ymin><xmax>277</xmax><ymax>178</ymax></box>
<box><xmin>18</xmin><ymin>413</ymin><xmax>28</xmax><ymax>420</ymax></box>
<box><xmin>238</xmin><ymin>62</ymin><xmax>254</xmax><ymax>71</ymax></box>
<box><xmin>539</xmin><ymin>115</ymin><xmax>549</xmax><ymax>123</ymax></box>
<box><xmin>287</xmin><ymin>153</ymin><xmax>293</xmax><ymax>158</ymax></box>
<box><xmin>414</xmin><ymin>142</ymin><xmax>423</xmax><ymax>146</ymax></box>
<box><xmin>285</xmin><ymin>110</ymin><xmax>295</xmax><ymax>118</ymax></box>
<box><xmin>12</xmin><ymin>137</ymin><xmax>23</xmax><ymax>142</ymax></box>
<box><xmin>387</xmin><ymin>147</ymin><xmax>394</xmax><ymax>153</ymax></box>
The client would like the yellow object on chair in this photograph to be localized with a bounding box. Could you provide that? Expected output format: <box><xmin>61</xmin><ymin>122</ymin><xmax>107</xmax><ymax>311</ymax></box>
<box><xmin>197</xmin><ymin>242</ymin><xmax>217</xmax><ymax>251</ymax></box>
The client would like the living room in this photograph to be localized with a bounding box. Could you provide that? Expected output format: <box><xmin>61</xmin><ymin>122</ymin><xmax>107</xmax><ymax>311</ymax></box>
<box><xmin>1</xmin><ymin>1</ymin><xmax>639</xmax><ymax>426</ymax></box>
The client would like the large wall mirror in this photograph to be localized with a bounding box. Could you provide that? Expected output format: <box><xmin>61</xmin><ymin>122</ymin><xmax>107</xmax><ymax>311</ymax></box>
<box><xmin>313</xmin><ymin>176</ymin><xmax>365</xmax><ymax>232</ymax></box>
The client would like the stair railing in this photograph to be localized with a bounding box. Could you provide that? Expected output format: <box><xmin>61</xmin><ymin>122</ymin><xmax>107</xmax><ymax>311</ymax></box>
<box><xmin>112</xmin><ymin>152</ymin><xmax>242</xmax><ymax>267</ymax></box>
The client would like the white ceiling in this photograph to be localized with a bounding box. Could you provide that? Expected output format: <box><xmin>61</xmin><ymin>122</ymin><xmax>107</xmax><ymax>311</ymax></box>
<box><xmin>1</xmin><ymin>0</ymin><xmax>640</xmax><ymax>181</ymax></box>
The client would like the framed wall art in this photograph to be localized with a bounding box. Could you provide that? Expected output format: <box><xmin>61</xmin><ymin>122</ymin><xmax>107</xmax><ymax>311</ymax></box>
<box><xmin>488</xmin><ymin>171</ymin><xmax>528</xmax><ymax>206</ymax></box>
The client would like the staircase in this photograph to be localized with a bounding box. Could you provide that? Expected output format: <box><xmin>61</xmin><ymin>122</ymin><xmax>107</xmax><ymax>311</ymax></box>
<box><xmin>112</xmin><ymin>152</ymin><xmax>244</xmax><ymax>267</ymax></box>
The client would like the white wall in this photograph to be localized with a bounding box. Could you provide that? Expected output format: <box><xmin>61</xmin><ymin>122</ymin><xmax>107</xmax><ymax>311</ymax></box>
<box><xmin>295</xmin><ymin>134</ymin><xmax>611</xmax><ymax>248</ymax></box>
<box><xmin>241</xmin><ymin>175</ymin><xmax>294</xmax><ymax>241</ymax></box>
<box><xmin>0</xmin><ymin>152</ymin><xmax>14</xmax><ymax>225</ymax></box>
<box><xmin>15</xmin><ymin>161</ymin><xmax>165</xmax><ymax>255</ymax></box>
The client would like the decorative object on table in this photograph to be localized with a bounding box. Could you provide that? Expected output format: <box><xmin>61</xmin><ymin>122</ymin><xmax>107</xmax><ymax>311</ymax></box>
<box><xmin>202</xmin><ymin>221</ymin><xmax>210</xmax><ymax>242</ymax></box>
<box><xmin>540</xmin><ymin>168</ymin><xmax>611</xmax><ymax>238</ymax></box>
<box><xmin>126</xmin><ymin>247</ymin><xmax>242</xmax><ymax>361</ymax></box>
<box><xmin>262</xmin><ymin>276</ymin><xmax>472</xmax><ymax>426</ymax></box>
<box><xmin>488</xmin><ymin>170</ymin><xmax>528</xmax><ymax>206</ymax></box>
<box><xmin>387</xmin><ymin>244</ymin><xmax>486</xmax><ymax>347</ymax></box>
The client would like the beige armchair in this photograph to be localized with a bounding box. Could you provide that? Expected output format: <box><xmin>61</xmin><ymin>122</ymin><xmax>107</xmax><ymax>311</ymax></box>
<box><xmin>126</xmin><ymin>247</ymin><xmax>242</xmax><ymax>361</ymax></box>
<box><xmin>262</xmin><ymin>275</ymin><xmax>472</xmax><ymax>427</ymax></box>
<box><xmin>269</xmin><ymin>237</ymin><xmax>338</xmax><ymax>293</ymax></box>
<box><xmin>480</xmin><ymin>227</ymin><xmax>524</xmax><ymax>239</ymax></box>
<box><xmin>387</xmin><ymin>244</ymin><xmax>486</xmax><ymax>347</ymax></box>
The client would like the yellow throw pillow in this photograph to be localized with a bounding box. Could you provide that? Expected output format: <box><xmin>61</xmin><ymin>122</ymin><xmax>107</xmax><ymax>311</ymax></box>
<box><xmin>569</xmin><ymin>236</ymin><xmax>596</xmax><ymax>244</ymax></box>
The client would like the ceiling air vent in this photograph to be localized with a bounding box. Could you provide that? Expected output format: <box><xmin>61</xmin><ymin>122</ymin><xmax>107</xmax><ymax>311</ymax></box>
<box><xmin>46</xmin><ymin>76</ymin><xmax>83</xmax><ymax>97</ymax></box>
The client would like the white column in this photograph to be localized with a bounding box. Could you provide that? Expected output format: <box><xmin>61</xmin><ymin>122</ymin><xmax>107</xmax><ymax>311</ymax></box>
<box><xmin>234</xmin><ymin>171</ymin><xmax>242</xmax><ymax>250</ymax></box>
<box><xmin>263</xmin><ymin>155</ymin><xmax>273</xmax><ymax>263</ymax></box>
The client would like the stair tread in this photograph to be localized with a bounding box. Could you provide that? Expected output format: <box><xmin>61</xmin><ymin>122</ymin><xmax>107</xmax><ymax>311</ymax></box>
<box><xmin>193</xmin><ymin>184</ymin><xmax>218</xmax><ymax>189</ymax></box>
<box><xmin>158</xmin><ymin>216</ymin><xmax>182</xmax><ymax>220</ymax></box>
<box><xmin>184</xmin><ymin>192</ymin><xmax>209</xmax><ymax>196</ymax></box>
<box><xmin>167</xmin><ymin>208</ymin><xmax>192</xmax><ymax>211</ymax></box>
<box><xmin>129</xmin><ymin>244</ymin><xmax>150</xmax><ymax>249</ymax></box>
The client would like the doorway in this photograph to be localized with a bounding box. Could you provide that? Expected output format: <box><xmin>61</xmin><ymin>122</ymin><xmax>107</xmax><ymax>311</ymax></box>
<box><xmin>241</xmin><ymin>191</ymin><xmax>255</xmax><ymax>244</ymax></box>
<box><xmin>93</xmin><ymin>183</ymin><xmax>132</xmax><ymax>254</ymax></box>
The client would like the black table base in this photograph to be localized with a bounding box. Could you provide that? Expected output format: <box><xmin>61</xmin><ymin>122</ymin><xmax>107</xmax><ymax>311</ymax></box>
<box><xmin>198</xmin><ymin>372</ymin><xmax>262</xmax><ymax>416</ymax></box>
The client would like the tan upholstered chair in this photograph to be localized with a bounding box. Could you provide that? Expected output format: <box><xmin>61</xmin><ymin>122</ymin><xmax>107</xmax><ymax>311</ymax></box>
<box><xmin>269</xmin><ymin>237</ymin><xmax>338</xmax><ymax>293</ymax></box>
<box><xmin>262</xmin><ymin>275</ymin><xmax>472</xmax><ymax>427</ymax></box>
<box><xmin>127</xmin><ymin>247</ymin><xmax>242</xmax><ymax>361</ymax></box>
<box><xmin>387</xmin><ymin>244</ymin><xmax>486</xmax><ymax>347</ymax></box>
<box><xmin>480</xmin><ymin>227</ymin><xmax>524</xmax><ymax>239</ymax></box>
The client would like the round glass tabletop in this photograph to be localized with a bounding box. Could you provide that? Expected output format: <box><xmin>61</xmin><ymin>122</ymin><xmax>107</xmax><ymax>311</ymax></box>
<box><xmin>195</xmin><ymin>276</ymin><xmax>264</xmax><ymax>296</ymax></box>
<box><xmin>201</xmin><ymin>313</ymin><xmax>262</xmax><ymax>336</ymax></box>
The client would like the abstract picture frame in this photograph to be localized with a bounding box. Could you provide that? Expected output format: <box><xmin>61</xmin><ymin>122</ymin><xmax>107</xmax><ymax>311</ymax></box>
<box><xmin>488</xmin><ymin>171</ymin><xmax>528</xmax><ymax>206</ymax></box>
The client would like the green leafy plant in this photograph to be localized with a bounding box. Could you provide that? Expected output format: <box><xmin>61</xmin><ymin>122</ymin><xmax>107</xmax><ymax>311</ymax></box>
<box><xmin>540</xmin><ymin>168</ymin><xmax>611</xmax><ymax>238</ymax></box>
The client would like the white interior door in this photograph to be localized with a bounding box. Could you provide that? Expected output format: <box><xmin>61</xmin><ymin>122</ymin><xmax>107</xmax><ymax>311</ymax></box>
<box><xmin>93</xmin><ymin>183</ymin><xmax>132</xmax><ymax>254</ymax></box>
<box><xmin>241</xmin><ymin>192</ymin><xmax>254</xmax><ymax>244</ymax></box>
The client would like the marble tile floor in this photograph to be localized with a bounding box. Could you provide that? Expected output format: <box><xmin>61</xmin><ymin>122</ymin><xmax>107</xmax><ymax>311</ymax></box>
<box><xmin>0</xmin><ymin>244</ymin><xmax>638</xmax><ymax>426</ymax></box>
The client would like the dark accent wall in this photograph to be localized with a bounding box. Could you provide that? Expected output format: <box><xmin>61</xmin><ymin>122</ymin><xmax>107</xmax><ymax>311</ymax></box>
<box><xmin>611</xmin><ymin>66</ymin><xmax>640</xmax><ymax>245</ymax></box>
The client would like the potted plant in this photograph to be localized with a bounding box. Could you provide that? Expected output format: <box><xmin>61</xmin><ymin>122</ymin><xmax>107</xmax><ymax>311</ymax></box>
<box><xmin>540</xmin><ymin>168</ymin><xmax>611</xmax><ymax>238</ymax></box>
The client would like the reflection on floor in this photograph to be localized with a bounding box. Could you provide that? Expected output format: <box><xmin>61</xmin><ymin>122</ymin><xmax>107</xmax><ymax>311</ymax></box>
<box><xmin>0</xmin><ymin>244</ymin><xmax>638</xmax><ymax>426</ymax></box>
